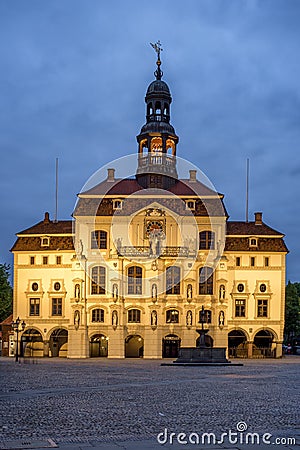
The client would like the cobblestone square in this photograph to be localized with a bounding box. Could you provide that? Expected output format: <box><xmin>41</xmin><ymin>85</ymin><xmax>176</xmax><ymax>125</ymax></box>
<box><xmin>0</xmin><ymin>357</ymin><xmax>299</xmax><ymax>449</ymax></box>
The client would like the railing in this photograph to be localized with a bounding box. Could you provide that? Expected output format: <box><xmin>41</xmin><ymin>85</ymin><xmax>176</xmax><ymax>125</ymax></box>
<box><xmin>117</xmin><ymin>246</ymin><xmax>196</xmax><ymax>258</ymax></box>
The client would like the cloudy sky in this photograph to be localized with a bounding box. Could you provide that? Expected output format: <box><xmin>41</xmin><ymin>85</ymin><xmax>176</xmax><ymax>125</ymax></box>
<box><xmin>0</xmin><ymin>0</ymin><xmax>299</xmax><ymax>281</ymax></box>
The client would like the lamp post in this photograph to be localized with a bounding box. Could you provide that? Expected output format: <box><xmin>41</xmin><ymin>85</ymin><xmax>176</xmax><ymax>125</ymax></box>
<box><xmin>12</xmin><ymin>317</ymin><xmax>26</xmax><ymax>362</ymax></box>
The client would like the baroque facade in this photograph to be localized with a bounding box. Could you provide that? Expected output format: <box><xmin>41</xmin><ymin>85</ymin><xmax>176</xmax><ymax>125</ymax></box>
<box><xmin>11</xmin><ymin>50</ymin><xmax>288</xmax><ymax>359</ymax></box>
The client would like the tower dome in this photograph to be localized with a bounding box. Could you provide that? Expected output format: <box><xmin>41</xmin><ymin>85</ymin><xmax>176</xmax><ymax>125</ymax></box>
<box><xmin>136</xmin><ymin>41</ymin><xmax>179</xmax><ymax>189</ymax></box>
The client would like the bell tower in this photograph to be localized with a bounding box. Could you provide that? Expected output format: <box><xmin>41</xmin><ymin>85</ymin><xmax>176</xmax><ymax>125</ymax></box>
<box><xmin>136</xmin><ymin>41</ymin><xmax>179</xmax><ymax>189</ymax></box>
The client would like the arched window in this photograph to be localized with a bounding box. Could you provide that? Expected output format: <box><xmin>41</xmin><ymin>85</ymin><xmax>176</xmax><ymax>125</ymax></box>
<box><xmin>166</xmin><ymin>266</ymin><xmax>181</xmax><ymax>295</ymax></box>
<box><xmin>166</xmin><ymin>309</ymin><xmax>179</xmax><ymax>323</ymax></box>
<box><xmin>199</xmin><ymin>267</ymin><xmax>213</xmax><ymax>295</ymax></box>
<box><xmin>128</xmin><ymin>309</ymin><xmax>141</xmax><ymax>323</ymax></box>
<box><xmin>91</xmin><ymin>230</ymin><xmax>107</xmax><ymax>249</ymax></box>
<box><xmin>199</xmin><ymin>231</ymin><xmax>215</xmax><ymax>250</ymax></box>
<box><xmin>127</xmin><ymin>266</ymin><xmax>142</xmax><ymax>295</ymax></box>
<box><xmin>199</xmin><ymin>309</ymin><xmax>212</xmax><ymax>324</ymax></box>
<box><xmin>155</xmin><ymin>101</ymin><xmax>161</xmax><ymax>114</ymax></box>
<box><xmin>91</xmin><ymin>266</ymin><xmax>106</xmax><ymax>294</ymax></box>
<box><xmin>91</xmin><ymin>308</ymin><xmax>104</xmax><ymax>322</ymax></box>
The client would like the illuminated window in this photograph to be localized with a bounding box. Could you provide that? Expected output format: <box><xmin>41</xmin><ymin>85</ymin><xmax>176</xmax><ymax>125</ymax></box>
<box><xmin>91</xmin><ymin>308</ymin><xmax>104</xmax><ymax>322</ymax></box>
<box><xmin>91</xmin><ymin>266</ymin><xmax>106</xmax><ymax>294</ymax></box>
<box><xmin>257</xmin><ymin>300</ymin><xmax>268</xmax><ymax>317</ymax></box>
<box><xmin>30</xmin><ymin>298</ymin><xmax>40</xmax><ymax>316</ymax></box>
<box><xmin>128</xmin><ymin>309</ymin><xmax>141</xmax><ymax>323</ymax></box>
<box><xmin>166</xmin><ymin>266</ymin><xmax>181</xmax><ymax>295</ymax></box>
<box><xmin>199</xmin><ymin>267</ymin><xmax>213</xmax><ymax>295</ymax></box>
<box><xmin>235</xmin><ymin>299</ymin><xmax>246</xmax><ymax>317</ymax></box>
<box><xmin>166</xmin><ymin>309</ymin><xmax>179</xmax><ymax>323</ymax></box>
<box><xmin>127</xmin><ymin>266</ymin><xmax>142</xmax><ymax>295</ymax></box>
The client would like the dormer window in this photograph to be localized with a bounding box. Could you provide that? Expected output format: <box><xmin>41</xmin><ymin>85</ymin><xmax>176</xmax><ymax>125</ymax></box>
<box><xmin>186</xmin><ymin>200</ymin><xmax>195</xmax><ymax>210</ymax></box>
<box><xmin>249</xmin><ymin>238</ymin><xmax>258</xmax><ymax>247</ymax></box>
<box><xmin>41</xmin><ymin>236</ymin><xmax>50</xmax><ymax>247</ymax></box>
<box><xmin>113</xmin><ymin>200</ymin><xmax>122</xmax><ymax>210</ymax></box>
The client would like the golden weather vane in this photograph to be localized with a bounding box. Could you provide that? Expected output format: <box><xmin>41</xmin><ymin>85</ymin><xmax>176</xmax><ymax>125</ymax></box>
<box><xmin>150</xmin><ymin>41</ymin><xmax>163</xmax><ymax>80</ymax></box>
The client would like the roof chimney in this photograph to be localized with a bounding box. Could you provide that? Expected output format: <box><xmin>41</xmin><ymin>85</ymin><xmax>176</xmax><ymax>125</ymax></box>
<box><xmin>107</xmin><ymin>168</ymin><xmax>115</xmax><ymax>182</ymax></box>
<box><xmin>254</xmin><ymin>212</ymin><xmax>262</xmax><ymax>225</ymax></box>
<box><xmin>44</xmin><ymin>212</ymin><xmax>50</xmax><ymax>223</ymax></box>
<box><xmin>189</xmin><ymin>170</ymin><xmax>197</xmax><ymax>182</ymax></box>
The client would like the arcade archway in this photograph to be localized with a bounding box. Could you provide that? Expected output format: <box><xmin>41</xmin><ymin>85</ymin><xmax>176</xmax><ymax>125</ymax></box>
<box><xmin>125</xmin><ymin>335</ymin><xmax>144</xmax><ymax>358</ymax></box>
<box><xmin>49</xmin><ymin>328</ymin><xmax>68</xmax><ymax>357</ymax></box>
<box><xmin>21</xmin><ymin>329</ymin><xmax>43</xmax><ymax>357</ymax></box>
<box><xmin>90</xmin><ymin>334</ymin><xmax>108</xmax><ymax>357</ymax></box>
<box><xmin>253</xmin><ymin>330</ymin><xmax>275</xmax><ymax>357</ymax></box>
<box><xmin>228</xmin><ymin>330</ymin><xmax>248</xmax><ymax>358</ymax></box>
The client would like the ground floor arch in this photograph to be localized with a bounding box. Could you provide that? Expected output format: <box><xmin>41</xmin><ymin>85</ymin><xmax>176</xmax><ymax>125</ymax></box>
<box><xmin>90</xmin><ymin>334</ymin><xmax>108</xmax><ymax>357</ymax></box>
<box><xmin>228</xmin><ymin>329</ymin><xmax>248</xmax><ymax>358</ymax></box>
<box><xmin>20</xmin><ymin>328</ymin><xmax>43</xmax><ymax>357</ymax></box>
<box><xmin>253</xmin><ymin>329</ymin><xmax>275</xmax><ymax>357</ymax></box>
<box><xmin>125</xmin><ymin>335</ymin><xmax>144</xmax><ymax>358</ymax></box>
<box><xmin>162</xmin><ymin>334</ymin><xmax>181</xmax><ymax>358</ymax></box>
<box><xmin>49</xmin><ymin>328</ymin><xmax>68</xmax><ymax>357</ymax></box>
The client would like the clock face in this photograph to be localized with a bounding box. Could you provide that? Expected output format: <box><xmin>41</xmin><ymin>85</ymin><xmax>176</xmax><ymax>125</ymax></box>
<box><xmin>146</xmin><ymin>220</ymin><xmax>163</xmax><ymax>236</ymax></box>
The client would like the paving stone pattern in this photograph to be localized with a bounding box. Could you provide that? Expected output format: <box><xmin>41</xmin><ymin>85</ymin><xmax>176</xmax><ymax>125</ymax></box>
<box><xmin>0</xmin><ymin>357</ymin><xmax>299</xmax><ymax>449</ymax></box>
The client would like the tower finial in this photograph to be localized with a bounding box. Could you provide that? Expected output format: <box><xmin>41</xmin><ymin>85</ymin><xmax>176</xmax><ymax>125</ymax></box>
<box><xmin>150</xmin><ymin>40</ymin><xmax>163</xmax><ymax>80</ymax></box>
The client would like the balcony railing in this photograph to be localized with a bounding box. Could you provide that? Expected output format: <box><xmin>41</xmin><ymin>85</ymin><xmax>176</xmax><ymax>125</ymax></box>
<box><xmin>117</xmin><ymin>246</ymin><xmax>196</xmax><ymax>258</ymax></box>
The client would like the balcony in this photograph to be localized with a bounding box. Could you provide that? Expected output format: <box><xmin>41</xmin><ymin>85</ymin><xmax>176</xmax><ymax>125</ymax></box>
<box><xmin>117</xmin><ymin>246</ymin><xmax>196</xmax><ymax>258</ymax></box>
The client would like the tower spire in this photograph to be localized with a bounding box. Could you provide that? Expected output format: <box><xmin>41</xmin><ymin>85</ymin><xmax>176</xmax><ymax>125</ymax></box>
<box><xmin>150</xmin><ymin>40</ymin><xmax>163</xmax><ymax>80</ymax></box>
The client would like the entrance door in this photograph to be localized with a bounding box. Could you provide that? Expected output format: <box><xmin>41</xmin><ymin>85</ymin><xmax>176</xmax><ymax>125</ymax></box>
<box><xmin>162</xmin><ymin>334</ymin><xmax>181</xmax><ymax>358</ymax></box>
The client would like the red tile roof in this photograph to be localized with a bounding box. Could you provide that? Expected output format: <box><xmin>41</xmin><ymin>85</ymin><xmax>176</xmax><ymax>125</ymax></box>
<box><xmin>227</xmin><ymin>221</ymin><xmax>283</xmax><ymax>236</ymax></box>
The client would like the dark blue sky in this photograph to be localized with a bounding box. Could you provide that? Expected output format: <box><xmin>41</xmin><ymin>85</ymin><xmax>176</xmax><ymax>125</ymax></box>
<box><xmin>0</xmin><ymin>0</ymin><xmax>299</xmax><ymax>281</ymax></box>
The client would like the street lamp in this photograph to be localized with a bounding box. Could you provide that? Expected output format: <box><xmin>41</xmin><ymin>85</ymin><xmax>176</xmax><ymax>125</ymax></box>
<box><xmin>12</xmin><ymin>317</ymin><xmax>26</xmax><ymax>362</ymax></box>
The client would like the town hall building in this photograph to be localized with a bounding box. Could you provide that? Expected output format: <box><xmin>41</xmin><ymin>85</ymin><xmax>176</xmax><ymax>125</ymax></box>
<box><xmin>11</xmin><ymin>45</ymin><xmax>288</xmax><ymax>359</ymax></box>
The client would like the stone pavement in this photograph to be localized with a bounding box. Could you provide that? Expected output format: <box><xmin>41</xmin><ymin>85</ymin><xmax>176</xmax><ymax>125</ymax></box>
<box><xmin>0</xmin><ymin>357</ymin><xmax>299</xmax><ymax>450</ymax></box>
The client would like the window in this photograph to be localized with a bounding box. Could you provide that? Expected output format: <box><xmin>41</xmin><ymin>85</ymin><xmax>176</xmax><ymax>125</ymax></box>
<box><xmin>127</xmin><ymin>266</ymin><xmax>142</xmax><ymax>295</ymax></box>
<box><xmin>166</xmin><ymin>266</ymin><xmax>181</xmax><ymax>295</ymax></box>
<box><xmin>91</xmin><ymin>266</ymin><xmax>106</xmax><ymax>294</ymax></box>
<box><xmin>264</xmin><ymin>257</ymin><xmax>269</xmax><ymax>267</ymax></box>
<box><xmin>250</xmin><ymin>238</ymin><xmax>257</xmax><ymax>247</ymax></box>
<box><xmin>260</xmin><ymin>283</ymin><xmax>267</xmax><ymax>293</ymax></box>
<box><xmin>56</xmin><ymin>256</ymin><xmax>62</xmax><ymax>265</ymax></box>
<box><xmin>257</xmin><ymin>299</ymin><xmax>268</xmax><ymax>317</ymax></box>
<box><xmin>32</xmin><ymin>282</ymin><xmax>39</xmax><ymax>292</ymax></box>
<box><xmin>236</xmin><ymin>257</ymin><xmax>241</xmax><ymax>267</ymax></box>
<box><xmin>113</xmin><ymin>200</ymin><xmax>122</xmax><ymax>210</ymax></box>
<box><xmin>250</xmin><ymin>257</ymin><xmax>255</xmax><ymax>267</ymax></box>
<box><xmin>199</xmin><ymin>309</ymin><xmax>212</xmax><ymax>324</ymax></box>
<box><xmin>43</xmin><ymin>256</ymin><xmax>48</xmax><ymax>265</ymax></box>
<box><xmin>235</xmin><ymin>299</ymin><xmax>246</xmax><ymax>317</ymax></box>
<box><xmin>41</xmin><ymin>237</ymin><xmax>50</xmax><ymax>247</ymax></box>
<box><xmin>52</xmin><ymin>298</ymin><xmax>62</xmax><ymax>316</ymax></box>
<box><xmin>186</xmin><ymin>200</ymin><xmax>195</xmax><ymax>210</ymax></box>
<box><xmin>54</xmin><ymin>282</ymin><xmax>61</xmax><ymax>291</ymax></box>
<box><xmin>30</xmin><ymin>298</ymin><xmax>40</xmax><ymax>316</ymax></box>
<box><xmin>30</xmin><ymin>256</ymin><xmax>35</xmax><ymax>265</ymax></box>
<box><xmin>199</xmin><ymin>231</ymin><xmax>215</xmax><ymax>250</ymax></box>
<box><xmin>166</xmin><ymin>309</ymin><xmax>179</xmax><ymax>323</ymax></box>
<box><xmin>91</xmin><ymin>230</ymin><xmax>107</xmax><ymax>249</ymax></box>
<box><xmin>199</xmin><ymin>267</ymin><xmax>213</xmax><ymax>295</ymax></box>
<box><xmin>128</xmin><ymin>309</ymin><xmax>141</xmax><ymax>323</ymax></box>
<box><xmin>91</xmin><ymin>308</ymin><xmax>104</xmax><ymax>322</ymax></box>
<box><xmin>237</xmin><ymin>283</ymin><xmax>244</xmax><ymax>293</ymax></box>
